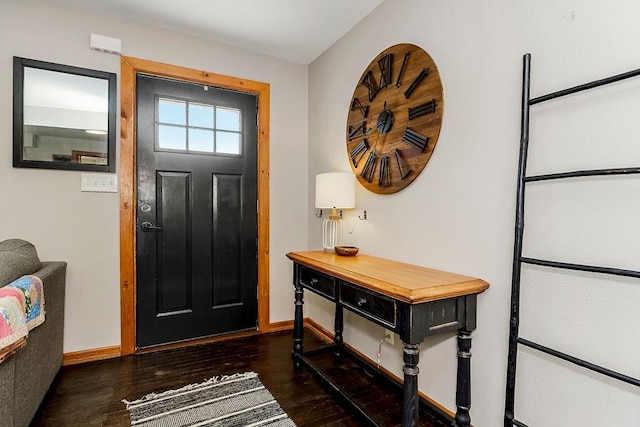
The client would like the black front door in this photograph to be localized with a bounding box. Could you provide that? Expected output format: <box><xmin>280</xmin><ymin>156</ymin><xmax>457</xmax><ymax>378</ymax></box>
<box><xmin>135</xmin><ymin>75</ymin><xmax>258</xmax><ymax>348</ymax></box>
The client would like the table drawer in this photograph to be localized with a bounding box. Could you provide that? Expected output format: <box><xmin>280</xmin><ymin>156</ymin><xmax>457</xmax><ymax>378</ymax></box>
<box><xmin>299</xmin><ymin>266</ymin><xmax>335</xmax><ymax>299</ymax></box>
<box><xmin>340</xmin><ymin>282</ymin><xmax>396</xmax><ymax>328</ymax></box>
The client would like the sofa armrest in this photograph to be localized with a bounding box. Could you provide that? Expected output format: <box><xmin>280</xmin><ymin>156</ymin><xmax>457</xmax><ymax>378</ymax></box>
<box><xmin>12</xmin><ymin>261</ymin><xmax>66</xmax><ymax>427</ymax></box>
<box><xmin>36</xmin><ymin>262</ymin><xmax>67</xmax><ymax>335</ymax></box>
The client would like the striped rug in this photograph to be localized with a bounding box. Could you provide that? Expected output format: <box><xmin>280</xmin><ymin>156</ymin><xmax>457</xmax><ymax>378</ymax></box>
<box><xmin>123</xmin><ymin>372</ymin><xmax>296</xmax><ymax>427</ymax></box>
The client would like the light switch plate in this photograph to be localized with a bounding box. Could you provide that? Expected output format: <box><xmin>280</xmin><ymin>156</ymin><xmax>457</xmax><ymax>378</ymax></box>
<box><xmin>81</xmin><ymin>173</ymin><xmax>118</xmax><ymax>193</ymax></box>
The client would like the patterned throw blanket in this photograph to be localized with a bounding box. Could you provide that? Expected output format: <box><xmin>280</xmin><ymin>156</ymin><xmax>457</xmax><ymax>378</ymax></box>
<box><xmin>0</xmin><ymin>275</ymin><xmax>45</xmax><ymax>362</ymax></box>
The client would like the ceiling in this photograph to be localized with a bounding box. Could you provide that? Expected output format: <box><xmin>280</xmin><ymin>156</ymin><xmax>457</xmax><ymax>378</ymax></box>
<box><xmin>52</xmin><ymin>0</ymin><xmax>384</xmax><ymax>64</ymax></box>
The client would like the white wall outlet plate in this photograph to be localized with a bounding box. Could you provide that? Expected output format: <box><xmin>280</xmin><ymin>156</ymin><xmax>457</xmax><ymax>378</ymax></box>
<box><xmin>384</xmin><ymin>329</ymin><xmax>394</xmax><ymax>345</ymax></box>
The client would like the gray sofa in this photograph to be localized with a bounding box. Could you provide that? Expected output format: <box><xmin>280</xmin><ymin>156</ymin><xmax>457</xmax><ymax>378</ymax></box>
<box><xmin>0</xmin><ymin>239</ymin><xmax>66</xmax><ymax>427</ymax></box>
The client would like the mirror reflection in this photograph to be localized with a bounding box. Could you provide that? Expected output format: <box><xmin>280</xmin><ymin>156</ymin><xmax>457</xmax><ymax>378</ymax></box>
<box><xmin>13</xmin><ymin>57</ymin><xmax>116</xmax><ymax>172</ymax></box>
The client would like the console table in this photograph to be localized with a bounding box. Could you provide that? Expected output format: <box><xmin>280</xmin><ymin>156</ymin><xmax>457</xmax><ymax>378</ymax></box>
<box><xmin>287</xmin><ymin>251</ymin><xmax>489</xmax><ymax>427</ymax></box>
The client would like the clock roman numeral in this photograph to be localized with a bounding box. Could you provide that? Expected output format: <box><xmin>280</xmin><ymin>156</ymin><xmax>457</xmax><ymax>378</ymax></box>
<box><xmin>378</xmin><ymin>53</ymin><xmax>393</xmax><ymax>89</ymax></box>
<box><xmin>350</xmin><ymin>139</ymin><xmax>369</xmax><ymax>167</ymax></box>
<box><xmin>361</xmin><ymin>70</ymin><xmax>379</xmax><ymax>102</ymax></box>
<box><xmin>396</xmin><ymin>51</ymin><xmax>410</xmax><ymax>88</ymax></box>
<box><xmin>404</xmin><ymin>67</ymin><xmax>430</xmax><ymax>99</ymax></box>
<box><xmin>378</xmin><ymin>155</ymin><xmax>390</xmax><ymax>187</ymax></box>
<box><xmin>402</xmin><ymin>127</ymin><xmax>429</xmax><ymax>152</ymax></box>
<box><xmin>408</xmin><ymin>99</ymin><xmax>437</xmax><ymax>120</ymax></box>
<box><xmin>348</xmin><ymin>121</ymin><xmax>367</xmax><ymax>140</ymax></box>
<box><xmin>351</xmin><ymin>97</ymin><xmax>369</xmax><ymax>118</ymax></box>
<box><xmin>393</xmin><ymin>149</ymin><xmax>411</xmax><ymax>180</ymax></box>
<box><xmin>361</xmin><ymin>150</ymin><xmax>378</xmax><ymax>183</ymax></box>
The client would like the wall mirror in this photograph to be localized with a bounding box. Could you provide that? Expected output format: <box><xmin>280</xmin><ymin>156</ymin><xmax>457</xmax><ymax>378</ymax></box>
<box><xmin>13</xmin><ymin>57</ymin><xmax>117</xmax><ymax>172</ymax></box>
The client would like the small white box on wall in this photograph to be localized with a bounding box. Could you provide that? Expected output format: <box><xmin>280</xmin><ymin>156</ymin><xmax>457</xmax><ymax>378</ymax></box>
<box><xmin>90</xmin><ymin>34</ymin><xmax>122</xmax><ymax>55</ymax></box>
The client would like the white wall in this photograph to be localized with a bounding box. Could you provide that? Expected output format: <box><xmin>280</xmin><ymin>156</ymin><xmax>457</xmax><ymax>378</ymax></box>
<box><xmin>308</xmin><ymin>0</ymin><xmax>640</xmax><ymax>425</ymax></box>
<box><xmin>0</xmin><ymin>0</ymin><xmax>308</xmax><ymax>352</ymax></box>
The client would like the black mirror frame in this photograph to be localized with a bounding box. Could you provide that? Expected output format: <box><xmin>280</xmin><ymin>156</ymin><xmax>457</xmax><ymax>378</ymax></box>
<box><xmin>13</xmin><ymin>57</ymin><xmax>117</xmax><ymax>172</ymax></box>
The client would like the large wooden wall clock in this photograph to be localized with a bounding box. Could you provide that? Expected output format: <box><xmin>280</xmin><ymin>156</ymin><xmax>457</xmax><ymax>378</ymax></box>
<box><xmin>346</xmin><ymin>43</ymin><xmax>444</xmax><ymax>194</ymax></box>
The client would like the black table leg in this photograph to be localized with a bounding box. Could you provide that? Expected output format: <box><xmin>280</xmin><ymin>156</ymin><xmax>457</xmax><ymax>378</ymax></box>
<box><xmin>334</xmin><ymin>305</ymin><xmax>344</xmax><ymax>356</ymax></box>
<box><xmin>292</xmin><ymin>282</ymin><xmax>304</xmax><ymax>368</ymax></box>
<box><xmin>455</xmin><ymin>329</ymin><xmax>472</xmax><ymax>427</ymax></box>
<box><xmin>402</xmin><ymin>342</ymin><xmax>420</xmax><ymax>427</ymax></box>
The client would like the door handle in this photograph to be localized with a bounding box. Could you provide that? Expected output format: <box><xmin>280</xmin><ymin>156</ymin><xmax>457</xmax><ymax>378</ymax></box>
<box><xmin>140</xmin><ymin>221</ymin><xmax>162</xmax><ymax>232</ymax></box>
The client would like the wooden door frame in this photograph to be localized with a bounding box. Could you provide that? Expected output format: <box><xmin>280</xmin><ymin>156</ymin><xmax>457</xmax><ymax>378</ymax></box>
<box><xmin>119</xmin><ymin>56</ymin><xmax>270</xmax><ymax>356</ymax></box>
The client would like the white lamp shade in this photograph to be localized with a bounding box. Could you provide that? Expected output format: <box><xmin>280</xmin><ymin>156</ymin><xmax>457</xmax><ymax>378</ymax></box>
<box><xmin>315</xmin><ymin>172</ymin><xmax>356</xmax><ymax>209</ymax></box>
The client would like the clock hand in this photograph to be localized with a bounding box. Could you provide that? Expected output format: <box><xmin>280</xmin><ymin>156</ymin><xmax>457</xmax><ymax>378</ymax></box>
<box><xmin>362</xmin><ymin>115</ymin><xmax>388</xmax><ymax>137</ymax></box>
<box><xmin>372</xmin><ymin>128</ymin><xmax>381</xmax><ymax>150</ymax></box>
<box><xmin>363</xmin><ymin>126</ymin><xmax>375</xmax><ymax>136</ymax></box>
<box><xmin>351</xmin><ymin>104</ymin><xmax>389</xmax><ymax>168</ymax></box>
<box><xmin>361</xmin><ymin>116</ymin><xmax>390</xmax><ymax>183</ymax></box>
<box><xmin>361</xmin><ymin>124</ymin><xmax>384</xmax><ymax>183</ymax></box>
<box><xmin>372</xmin><ymin>112</ymin><xmax>389</xmax><ymax>151</ymax></box>
<box><xmin>348</xmin><ymin>121</ymin><xmax>367</xmax><ymax>140</ymax></box>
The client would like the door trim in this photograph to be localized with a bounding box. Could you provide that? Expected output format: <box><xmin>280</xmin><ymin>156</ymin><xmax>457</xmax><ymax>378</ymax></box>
<box><xmin>119</xmin><ymin>56</ymin><xmax>270</xmax><ymax>355</ymax></box>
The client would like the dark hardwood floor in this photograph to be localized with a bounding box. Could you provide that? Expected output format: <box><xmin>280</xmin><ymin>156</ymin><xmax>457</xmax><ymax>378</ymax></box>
<box><xmin>31</xmin><ymin>329</ymin><xmax>449</xmax><ymax>426</ymax></box>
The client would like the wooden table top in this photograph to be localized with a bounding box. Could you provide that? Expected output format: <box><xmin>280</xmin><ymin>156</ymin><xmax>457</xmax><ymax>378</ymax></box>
<box><xmin>287</xmin><ymin>251</ymin><xmax>489</xmax><ymax>304</ymax></box>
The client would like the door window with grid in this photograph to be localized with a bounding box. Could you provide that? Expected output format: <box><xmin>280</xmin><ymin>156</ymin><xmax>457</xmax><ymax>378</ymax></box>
<box><xmin>157</xmin><ymin>97</ymin><xmax>242</xmax><ymax>155</ymax></box>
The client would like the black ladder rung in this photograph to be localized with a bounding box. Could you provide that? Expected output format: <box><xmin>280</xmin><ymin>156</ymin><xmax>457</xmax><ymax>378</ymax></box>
<box><xmin>517</xmin><ymin>337</ymin><xmax>640</xmax><ymax>388</ymax></box>
<box><xmin>520</xmin><ymin>257</ymin><xmax>640</xmax><ymax>279</ymax></box>
<box><xmin>530</xmin><ymin>67</ymin><xmax>640</xmax><ymax>105</ymax></box>
<box><xmin>524</xmin><ymin>166</ymin><xmax>640</xmax><ymax>182</ymax></box>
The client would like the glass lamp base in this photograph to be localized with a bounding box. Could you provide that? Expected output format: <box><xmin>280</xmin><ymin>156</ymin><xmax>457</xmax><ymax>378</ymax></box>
<box><xmin>322</xmin><ymin>217</ymin><xmax>344</xmax><ymax>253</ymax></box>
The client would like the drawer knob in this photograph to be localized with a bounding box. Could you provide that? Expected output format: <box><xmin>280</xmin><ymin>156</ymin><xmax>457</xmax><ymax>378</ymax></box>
<box><xmin>310</xmin><ymin>278</ymin><xmax>319</xmax><ymax>285</ymax></box>
<box><xmin>357</xmin><ymin>297</ymin><xmax>367</xmax><ymax>307</ymax></box>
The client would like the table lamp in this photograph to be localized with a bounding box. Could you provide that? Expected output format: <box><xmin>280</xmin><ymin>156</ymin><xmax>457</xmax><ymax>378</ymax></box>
<box><xmin>315</xmin><ymin>172</ymin><xmax>356</xmax><ymax>253</ymax></box>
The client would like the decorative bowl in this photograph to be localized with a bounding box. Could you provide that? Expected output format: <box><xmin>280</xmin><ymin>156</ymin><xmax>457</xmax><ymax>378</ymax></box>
<box><xmin>335</xmin><ymin>246</ymin><xmax>359</xmax><ymax>256</ymax></box>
